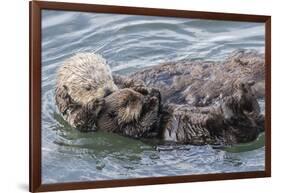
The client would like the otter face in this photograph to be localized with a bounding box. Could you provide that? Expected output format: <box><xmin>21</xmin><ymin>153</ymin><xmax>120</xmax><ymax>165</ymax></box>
<box><xmin>220</xmin><ymin>80</ymin><xmax>263</xmax><ymax>143</ymax></box>
<box><xmin>56</xmin><ymin>53</ymin><xmax>118</xmax><ymax>106</ymax></box>
<box><xmin>237</xmin><ymin>80</ymin><xmax>260</xmax><ymax>114</ymax></box>
<box><xmin>65</xmin><ymin>80</ymin><xmax>117</xmax><ymax>105</ymax></box>
<box><xmin>221</xmin><ymin>80</ymin><xmax>260</xmax><ymax>119</ymax></box>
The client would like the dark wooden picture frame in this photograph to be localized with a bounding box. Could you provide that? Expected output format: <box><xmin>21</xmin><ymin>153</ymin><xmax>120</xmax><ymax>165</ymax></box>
<box><xmin>30</xmin><ymin>1</ymin><xmax>271</xmax><ymax>192</ymax></box>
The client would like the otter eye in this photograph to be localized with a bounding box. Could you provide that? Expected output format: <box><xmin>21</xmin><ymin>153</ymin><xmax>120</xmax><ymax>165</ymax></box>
<box><xmin>84</xmin><ymin>85</ymin><xmax>91</xmax><ymax>91</ymax></box>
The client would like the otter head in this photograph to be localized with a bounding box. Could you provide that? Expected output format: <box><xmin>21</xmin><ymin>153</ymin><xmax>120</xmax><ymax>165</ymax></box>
<box><xmin>237</xmin><ymin>81</ymin><xmax>264</xmax><ymax>133</ymax></box>
<box><xmin>221</xmin><ymin>80</ymin><xmax>260</xmax><ymax>120</ymax></box>
<box><xmin>97</xmin><ymin>88</ymin><xmax>161</xmax><ymax>138</ymax></box>
<box><xmin>62</xmin><ymin>79</ymin><xmax>117</xmax><ymax>106</ymax></box>
<box><xmin>57</xmin><ymin>53</ymin><xmax>118</xmax><ymax>106</ymax></box>
<box><xmin>220</xmin><ymin>80</ymin><xmax>264</xmax><ymax>143</ymax></box>
<box><xmin>237</xmin><ymin>80</ymin><xmax>260</xmax><ymax>114</ymax></box>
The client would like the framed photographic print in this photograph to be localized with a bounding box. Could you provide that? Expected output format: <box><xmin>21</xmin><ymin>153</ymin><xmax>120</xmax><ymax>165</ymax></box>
<box><xmin>30</xmin><ymin>1</ymin><xmax>271</xmax><ymax>192</ymax></box>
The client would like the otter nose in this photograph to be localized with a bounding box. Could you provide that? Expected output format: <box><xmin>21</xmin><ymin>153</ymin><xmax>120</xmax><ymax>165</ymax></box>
<box><xmin>103</xmin><ymin>88</ymin><xmax>113</xmax><ymax>97</ymax></box>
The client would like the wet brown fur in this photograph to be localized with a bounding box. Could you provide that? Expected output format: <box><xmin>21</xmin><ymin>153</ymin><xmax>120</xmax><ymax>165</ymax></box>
<box><xmin>97</xmin><ymin>88</ymin><xmax>161</xmax><ymax>138</ymax></box>
<box><xmin>128</xmin><ymin>50</ymin><xmax>265</xmax><ymax>106</ymax></box>
<box><xmin>55</xmin><ymin>50</ymin><xmax>265</xmax><ymax>145</ymax></box>
<box><xmin>55</xmin><ymin>53</ymin><xmax>118</xmax><ymax>131</ymax></box>
<box><xmin>112</xmin><ymin>50</ymin><xmax>265</xmax><ymax>144</ymax></box>
<box><xmin>160</xmin><ymin>81</ymin><xmax>264</xmax><ymax>145</ymax></box>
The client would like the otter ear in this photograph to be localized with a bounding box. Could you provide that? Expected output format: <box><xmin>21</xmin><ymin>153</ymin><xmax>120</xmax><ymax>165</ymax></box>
<box><xmin>247</xmin><ymin>80</ymin><xmax>255</xmax><ymax>87</ymax></box>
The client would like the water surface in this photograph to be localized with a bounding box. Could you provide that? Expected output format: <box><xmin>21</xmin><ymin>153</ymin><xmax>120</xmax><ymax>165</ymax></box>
<box><xmin>41</xmin><ymin>10</ymin><xmax>265</xmax><ymax>184</ymax></box>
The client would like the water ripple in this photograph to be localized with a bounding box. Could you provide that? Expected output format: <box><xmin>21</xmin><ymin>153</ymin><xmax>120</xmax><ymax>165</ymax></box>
<box><xmin>41</xmin><ymin>10</ymin><xmax>265</xmax><ymax>184</ymax></box>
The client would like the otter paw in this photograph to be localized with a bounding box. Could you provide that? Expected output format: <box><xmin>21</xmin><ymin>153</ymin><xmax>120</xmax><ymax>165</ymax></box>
<box><xmin>144</xmin><ymin>96</ymin><xmax>159</xmax><ymax>111</ymax></box>
<box><xmin>149</xmin><ymin>88</ymin><xmax>161</xmax><ymax>99</ymax></box>
<box><xmin>87</xmin><ymin>98</ymin><xmax>105</xmax><ymax>113</ymax></box>
<box><xmin>132</xmin><ymin>86</ymin><xmax>149</xmax><ymax>95</ymax></box>
<box><xmin>78</xmin><ymin>124</ymin><xmax>98</xmax><ymax>132</ymax></box>
<box><xmin>148</xmin><ymin>96</ymin><xmax>158</xmax><ymax>106</ymax></box>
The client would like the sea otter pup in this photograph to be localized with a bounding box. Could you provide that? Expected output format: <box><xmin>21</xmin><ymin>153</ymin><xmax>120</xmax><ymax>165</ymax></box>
<box><xmin>97</xmin><ymin>88</ymin><xmax>161</xmax><ymax>138</ymax></box>
<box><xmin>55</xmin><ymin>53</ymin><xmax>118</xmax><ymax>131</ymax></box>
<box><xmin>160</xmin><ymin>81</ymin><xmax>264</xmax><ymax>145</ymax></box>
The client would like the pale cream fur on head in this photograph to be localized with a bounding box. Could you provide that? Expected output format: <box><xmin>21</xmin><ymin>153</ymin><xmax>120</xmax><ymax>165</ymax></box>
<box><xmin>56</xmin><ymin>52</ymin><xmax>118</xmax><ymax>105</ymax></box>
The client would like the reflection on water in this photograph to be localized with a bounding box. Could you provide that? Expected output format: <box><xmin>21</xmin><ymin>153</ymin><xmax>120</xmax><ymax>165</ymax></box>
<box><xmin>41</xmin><ymin>10</ymin><xmax>265</xmax><ymax>183</ymax></box>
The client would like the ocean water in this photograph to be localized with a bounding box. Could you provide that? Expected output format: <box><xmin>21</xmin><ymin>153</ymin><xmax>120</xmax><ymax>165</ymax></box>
<box><xmin>41</xmin><ymin>10</ymin><xmax>265</xmax><ymax>184</ymax></box>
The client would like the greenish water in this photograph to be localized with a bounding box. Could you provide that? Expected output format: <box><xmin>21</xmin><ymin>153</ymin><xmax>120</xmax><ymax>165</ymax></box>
<box><xmin>223</xmin><ymin>133</ymin><xmax>265</xmax><ymax>153</ymax></box>
<box><xmin>41</xmin><ymin>10</ymin><xmax>265</xmax><ymax>184</ymax></box>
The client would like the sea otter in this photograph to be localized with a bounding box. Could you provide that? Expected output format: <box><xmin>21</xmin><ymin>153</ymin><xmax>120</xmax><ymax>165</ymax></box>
<box><xmin>55</xmin><ymin>53</ymin><xmax>118</xmax><ymax>131</ymax></box>
<box><xmin>127</xmin><ymin>49</ymin><xmax>265</xmax><ymax>106</ymax></box>
<box><xmin>160</xmin><ymin>81</ymin><xmax>264</xmax><ymax>145</ymax></box>
<box><xmin>96</xmin><ymin>88</ymin><xmax>161</xmax><ymax>138</ymax></box>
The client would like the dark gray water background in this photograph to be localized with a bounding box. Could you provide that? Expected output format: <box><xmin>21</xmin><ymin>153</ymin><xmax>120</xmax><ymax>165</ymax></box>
<box><xmin>41</xmin><ymin>10</ymin><xmax>265</xmax><ymax>183</ymax></box>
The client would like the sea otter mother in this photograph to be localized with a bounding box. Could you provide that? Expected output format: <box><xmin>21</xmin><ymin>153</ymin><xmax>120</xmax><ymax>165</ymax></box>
<box><xmin>55</xmin><ymin>52</ymin><xmax>162</xmax><ymax>137</ymax></box>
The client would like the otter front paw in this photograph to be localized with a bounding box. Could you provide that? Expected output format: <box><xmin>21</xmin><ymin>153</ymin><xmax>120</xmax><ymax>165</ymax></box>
<box><xmin>132</xmin><ymin>85</ymin><xmax>149</xmax><ymax>95</ymax></box>
<box><xmin>86</xmin><ymin>98</ymin><xmax>105</xmax><ymax>115</ymax></box>
<box><xmin>148</xmin><ymin>96</ymin><xmax>158</xmax><ymax>108</ymax></box>
<box><xmin>148</xmin><ymin>88</ymin><xmax>161</xmax><ymax>100</ymax></box>
<box><xmin>72</xmin><ymin>113</ymin><xmax>98</xmax><ymax>132</ymax></box>
<box><xmin>77</xmin><ymin>122</ymin><xmax>98</xmax><ymax>132</ymax></box>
